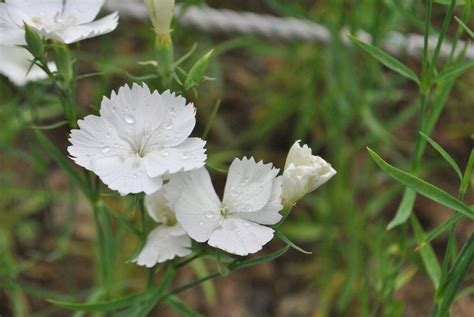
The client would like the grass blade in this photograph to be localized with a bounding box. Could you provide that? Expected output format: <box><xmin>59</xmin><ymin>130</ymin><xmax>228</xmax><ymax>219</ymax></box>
<box><xmin>275</xmin><ymin>230</ymin><xmax>312</xmax><ymax>254</ymax></box>
<box><xmin>387</xmin><ymin>188</ymin><xmax>416</xmax><ymax>230</ymax></box>
<box><xmin>420</xmin><ymin>132</ymin><xmax>463</xmax><ymax>180</ymax></box>
<box><xmin>411</xmin><ymin>216</ymin><xmax>441</xmax><ymax>289</ymax></box>
<box><xmin>435</xmin><ymin>234</ymin><xmax>474</xmax><ymax>316</ymax></box>
<box><xmin>433</xmin><ymin>60</ymin><xmax>474</xmax><ymax>83</ymax></box>
<box><xmin>34</xmin><ymin>130</ymin><xmax>92</xmax><ymax>199</ymax></box>
<box><xmin>460</xmin><ymin>150</ymin><xmax>474</xmax><ymax>199</ymax></box>
<box><xmin>165</xmin><ymin>296</ymin><xmax>204</xmax><ymax>317</ymax></box>
<box><xmin>454</xmin><ymin>16</ymin><xmax>474</xmax><ymax>37</ymax></box>
<box><xmin>229</xmin><ymin>245</ymin><xmax>289</xmax><ymax>270</ymax></box>
<box><xmin>348</xmin><ymin>35</ymin><xmax>420</xmax><ymax>85</ymax></box>
<box><xmin>368</xmin><ymin>148</ymin><xmax>474</xmax><ymax>220</ymax></box>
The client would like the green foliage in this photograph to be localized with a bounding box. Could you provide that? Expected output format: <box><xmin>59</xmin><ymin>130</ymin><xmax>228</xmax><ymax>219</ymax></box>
<box><xmin>1</xmin><ymin>0</ymin><xmax>473</xmax><ymax>316</ymax></box>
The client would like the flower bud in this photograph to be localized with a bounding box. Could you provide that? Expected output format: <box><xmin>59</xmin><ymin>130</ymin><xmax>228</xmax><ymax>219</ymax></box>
<box><xmin>184</xmin><ymin>49</ymin><xmax>213</xmax><ymax>90</ymax></box>
<box><xmin>144</xmin><ymin>0</ymin><xmax>175</xmax><ymax>36</ymax></box>
<box><xmin>52</xmin><ymin>43</ymin><xmax>73</xmax><ymax>84</ymax></box>
<box><xmin>281</xmin><ymin>141</ymin><xmax>336</xmax><ymax>207</ymax></box>
<box><xmin>24</xmin><ymin>23</ymin><xmax>45</xmax><ymax>59</ymax></box>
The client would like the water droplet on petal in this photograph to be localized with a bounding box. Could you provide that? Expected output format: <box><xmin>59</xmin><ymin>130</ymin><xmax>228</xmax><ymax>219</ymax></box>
<box><xmin>161</xmin><ymin>150</ymin><xmax>169</xmax><ymax>157</ymax></box>
<box><xmin>199</xmin><ymin>222</ymin><xmax>204</xmax><ymax>226</ymax></box>
<box><xmin>124</xmin><ymin>115</ymin><xmax>134</xmax><ymax>124</ymax></box>
<box><xmin>205</xmin><ymin>214</ymin><xmax>215</xmax><ymax>219</ymax></box>
<box><xmin>101</xmin><ymin>146</ymin><xmax>110</xmax><ymax>154</ymax></box>
<box><xmin>182</xmin><ymin>153</ymin><xmax>189</xmax><ymax>160</ymax></box>
<box><xmin>164</xmin><ymin>122</ymin><xmax>173</xmax><ymax>130</ymax></box>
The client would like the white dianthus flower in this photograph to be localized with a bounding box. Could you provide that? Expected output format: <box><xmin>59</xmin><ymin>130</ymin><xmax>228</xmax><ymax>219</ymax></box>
<box><xmin>67</xmin><ymin>83</ymin><xmax>207</xmax><ymax>195</ymax></box>
<box><xmin>0</xmin><ymin>45</ymin><xmax>55</xmax><ymax>86</ymax></box>
<box><xmin>0</xmin><ymin>0</ymin><xmax>118</xmax><ymax>45</ymax></box>
<box><xmin>133</xmin><ymin>187</ymin><xmax>192</xmax><ymax>267</ymax></box>
<box><xmin>168</xmin><ymin>157</ymin><xmax>283</xmax><ymax>256</ymax></box>
<box><xmin>281</xmin><ymin>140</ymin><xmax>336</xmax><ymax>207</ymax></box>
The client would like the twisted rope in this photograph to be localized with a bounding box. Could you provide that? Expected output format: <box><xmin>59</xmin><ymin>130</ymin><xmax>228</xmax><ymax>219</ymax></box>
<box><xmin>105</xmin><ymin>0</ymin><xmax>474</xmax><ymax>60</ymax></box>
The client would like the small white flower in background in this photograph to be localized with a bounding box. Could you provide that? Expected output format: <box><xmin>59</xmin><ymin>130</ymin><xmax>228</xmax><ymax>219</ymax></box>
<box><xmin>0</xmin><ymin>0</ymin><xmax>118</xmax><ymax>45</ymax></box>
<box><xmin>144</xmin><ymin>0</ymin><xmax>175</xmax><ymax>36</ymax></box>
<box><xmin>0</xmin><ymin>45</ymin><xmax>56</xmax><ymax>86</ymax></box>
<box><xmin>281</xmin><ymin>140</ymin><xmax>336</xmax><ymax>207</ymax></box>
<box><xmin>67</xmin><ymin>83</ymin><xmax>207</xmax><ymax>195</ymax></box>
<box><xmin>133</xmin><ymin>187</ymin><xmax>191</xmax><ymax>267</ymax></box>
<box><xmin>167</xmin><ymin>157</ymin><xmax>283</xmax><ymax>256</ymax></box>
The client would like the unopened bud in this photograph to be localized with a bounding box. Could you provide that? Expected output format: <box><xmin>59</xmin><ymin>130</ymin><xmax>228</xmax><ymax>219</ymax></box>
<box><xmin>184</xmin><ymin>50</ymin><xmax>213</xmax><ymax>90</ymax></box>
<box><xmin>144</xmin><ymin>0</ymin><xmax>175</xmax><ymax>36</ymax></box>
<box><xmin>24</xmin><ymin>23</ymin><xmax>45</xmax><ymax>59</ymax></box>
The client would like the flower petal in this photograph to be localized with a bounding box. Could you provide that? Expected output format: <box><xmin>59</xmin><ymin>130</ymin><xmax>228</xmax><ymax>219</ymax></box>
<box><xmin>64</xmin><ymin>0</ymin><xmax>105</xmax><ymax>24</ymax></box>
<box><xmin>90</xmin><ymin>155</ymin><xmax>163</xmax><ymax>195</ymax></box>
<box><xmin>145</xmin><ymin>187</ymin><xmax>174</xmax><ymax>223</ymax></box>
<box><xmin>144</xmin><ymin>138</ymin><xmax>206</xmax><ymax>177</ymax></box>
<box><xmin>48</xmin><ymin>11</ymin><xmax>118</xmax><ymax>44</ymax></box>
<box><xmin>133</xmin><ymin>225</ymin><xmax>192</xmax><ymax>267</ymax></box>
<box><xmin>153</xmin><ymin>90</ymin><xmax>196</xmax><ymax>147</ymax></box>
<box><xmin>67</xmin><ymin>114</ymin><xmax>129</xmax><ymax>170</ymax></box>
<box><xmin>207</xmin><ymin>217</ymin><xmax>274</xmax><ymax>256</ymax></box>
<box><xmin>5</xmin><ymin>0</ymin><xmax>62</xmax><ymax>18</ymax></box>
<box><xmin>233</xmin><ymin>176</ymin><xmax>283</xmax><ymax>225</ymax></box>
<box><xmin>223</xmin><ymin>157</ymin><xmax>279</xmax><ymax>213</ymax></box>
<box><xmin>172</xmin><ymin>168</ymin><xmax>222</xmax><ymax>243</ymax></box>
<box><xmin>0</xmin><ymin>3</ymin><xmax>28</xmax><ymax>45</ymax></box>
<box><xmin>0</xmin><ymin>45</ymin><xmax>54</xmax><ymax>86</ymax></box>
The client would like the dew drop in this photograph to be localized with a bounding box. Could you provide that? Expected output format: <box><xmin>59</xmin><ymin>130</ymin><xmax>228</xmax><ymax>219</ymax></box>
<box><xmin>161</xmin><ymin>150</ymin><xmax>169</xmax><ymax>157</ymax></box>
<box><xmin>199</xmin><ymin>222</ymin><xmax>204</xmax><ymax>226</ymax></box>
<box><xmin>124</xmin><ymin>115</ymin><xmax>135</xmax><ymax>124</ymax></box>
<box><xmin>205</xmin><ymin>214</ymin><xmax>215</xmax><ymax>219</ymax></box>
<box><xmin>182</xmin><ymin>153</ymin><xmax>189</xmax><ymax>160</ymax></box>
<box><xmin>101</xmin><ymin>146</ymin><xmax>110</xmax><ymax>154</ymax></box>
<box><xmin>164</xmin><ymin>122</ymin><xmax>173</xmax><ymax>130</ymax></box>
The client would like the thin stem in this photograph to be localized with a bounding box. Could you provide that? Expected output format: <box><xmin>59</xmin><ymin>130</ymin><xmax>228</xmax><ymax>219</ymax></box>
<box><xmin>202</xmin><ymin>99</ymin><xmax>222</xmax><ymax>139</ymax></box>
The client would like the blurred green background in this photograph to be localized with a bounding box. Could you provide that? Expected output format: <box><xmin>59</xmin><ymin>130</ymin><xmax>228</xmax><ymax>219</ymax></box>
<box><xmin>0</xmin><ymin>0</ymin><xmax>473</xmax><ymax>316</ymax></box>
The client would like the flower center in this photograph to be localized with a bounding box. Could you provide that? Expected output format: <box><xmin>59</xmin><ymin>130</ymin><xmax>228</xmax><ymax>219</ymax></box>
<box><xmin>164</xmin><ymin>212</ymin><xmax>177</xmax><ymax>227</ymax></box>
<box><xmin>219</xmin><ymin>207</ymin><xmax>230</xmax><ymax>218</ymax></box>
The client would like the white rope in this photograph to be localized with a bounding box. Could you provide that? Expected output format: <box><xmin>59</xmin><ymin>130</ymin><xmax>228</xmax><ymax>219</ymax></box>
<box><xmin>105</xmin><ymin>0</ymin><xmax>474</xmax><ymax>60</ymax></box>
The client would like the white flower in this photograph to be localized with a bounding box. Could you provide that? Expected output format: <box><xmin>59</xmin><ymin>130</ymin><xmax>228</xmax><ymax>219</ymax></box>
<box><xmin>0</xmin><ymin>45</ymin><xmax>56</xmax><ymax>86</ymax></box>
<box><xmin>133</xmin><ymin>187</ymin><xmax>192</xmax><ymax>267</ymax></box>
<box><xmin>144</xmin><ymin>0</ymin><xmax>175</xmax><ymax>35</ymax></box>
<box><xmin>67</xmin><ymin>83</ymin><xmax>207</xmax><ymax>195</ymax></box>
<box><xmin>167</xmin><ymin>157</ymin><xmax>283</xmax><ymax>256</ymax></box>
<box><xmin>281</xmin><ymin>141</ymin><xmax>336</xmax><ymax>206</ymax></box>
<box><xmin>0</xmin><ymin>0</ymin><xmax>118</xmax><ymax>45</ymax></box>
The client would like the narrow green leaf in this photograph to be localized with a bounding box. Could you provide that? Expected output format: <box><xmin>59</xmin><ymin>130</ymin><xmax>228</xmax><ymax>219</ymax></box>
<box><xmin>435</xmin><ymin>234</ymin><xmax>474</xmax><ymax>316</ymax></box>
<box><xmin>48</xmin><ymin>291</ymin><xmax>149</xmax><ymax>312</ymax></box>
<box><xmin>29</xmin><ymin>120</ymin><xmax>69</xmax><ymax>130</ymax></box>
<box><xmin>348</xmin><ymin>35</ymin><xmax>420</xmax><ymax>85</ymax></box>
<box><xmin>420</xmin><ymin>132</ymin><xmax>463</xmax><ymax>180</ymax></box>
<box><xmin>275</xmin><ymin>230</ymin><xmax>312</xmax><ymax>254</ymax></box>
<box><xmin>460</xmin><ymin>150</ymin><xmax>474</xmax><ymax>199</ymax></box>
<box><xmin>165</xmin><ymin>296</ymin><xmax>204</xmax><ymax>317</ymax></box>
<box><xmin>434</xmin><ymin>60</ymin><xmax>474</xmax><ymax>83</ymax></box>
<box><xmin>454</xmin><ymin>16</ymin><xmax>474</xmax><ymax>38</ymax></box>
<box><xmin>433</xmin><ymin>0</ymin><xmax>465</xmax><ymax>5</ymax></box>
<box><xmin>229</xmin><ymin>245</ymin><xmax>289</xmax><ymax>270</ymax></box>
<box><xmin>35</xmin><ymin>130</ymin><xmax>92</xmax><ymax>199</ymax></box>
<box><xmin>387</xmin><ymin>188</ymin><xmax>416</xmax><ymax>230</ymax></box>
<box><xmin>420</xmin><ymin>213</ymin><xmax>464</xmax><ymax>248</ymax></box>
<box><xmin>368</xmin><ymin>148</ymin><xmax>474</xmax><ymax>220</ymax></box>
<box><xmin>129</xmin><ymin>266</ymin><xmax>177</xmax><ymax>317</ymax></box>
<box><xmin>411</xmin><ymin>216</ymin><xmax>442</xmax><ymax>289</ymax></box>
